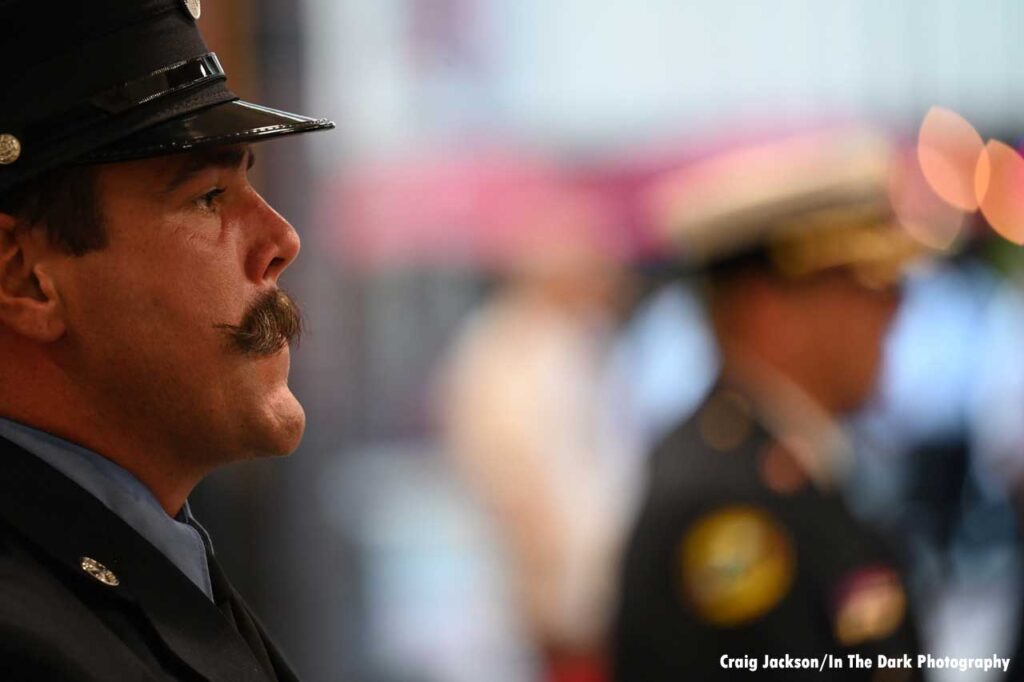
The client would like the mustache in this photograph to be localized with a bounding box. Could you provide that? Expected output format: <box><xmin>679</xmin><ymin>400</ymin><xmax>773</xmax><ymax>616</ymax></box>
<box><xmin>216</xmin><ymin>289</ymin><xmax>304</xmax><ymax>356</ymax></box>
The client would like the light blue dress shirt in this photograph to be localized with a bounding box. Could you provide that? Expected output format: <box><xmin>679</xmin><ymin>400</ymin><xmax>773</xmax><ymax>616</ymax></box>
<box><xmin>0</xmin><ymin>417</ymin><xmax>215</xmax><ymax>601</ymax></box>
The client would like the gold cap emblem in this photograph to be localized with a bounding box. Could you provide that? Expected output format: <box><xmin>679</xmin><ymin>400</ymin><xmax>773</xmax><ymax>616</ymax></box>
<box><xmin>0</xmin><ymin>134</ymin><xmax>21</xmax><ymax>165</ymax></box>
<box><xmin>80</xmin><ymin>556</ymin><xmax>119</xmax><ymax>587</ymax></box>
<box><xmin>182</xmin><ymin>0</ymin><xmax>201</xmax><ymax>20</ymax></box>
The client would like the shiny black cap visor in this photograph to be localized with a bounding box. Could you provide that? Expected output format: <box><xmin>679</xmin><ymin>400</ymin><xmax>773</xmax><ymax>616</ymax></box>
<box><xmin>0</xmin><ymin>0</ymin><xmax>336</xmax><ymax>193</ymax></box>
<box><xmin>80</xmin><ymin>99</ymin><xmax>335</xmax><ymax>164</ymax></box>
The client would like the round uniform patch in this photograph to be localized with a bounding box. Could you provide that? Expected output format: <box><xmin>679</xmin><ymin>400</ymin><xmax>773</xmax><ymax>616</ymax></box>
<box><xmin>678</xmin><ymin>506</ymin><xmax>794</xmax><ymax>627</ymax></box>
<box><xmin>831</xmin><ymin>565</ymin><xmax>906</xmax><ymax>646</ymax></box>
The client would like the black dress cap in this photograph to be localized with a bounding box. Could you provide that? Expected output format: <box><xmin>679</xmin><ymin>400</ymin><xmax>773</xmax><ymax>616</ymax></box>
<box><xmin>0</xmin><ymin>0</ymin><xmax>334</xmax><ymax>192</ymax></box>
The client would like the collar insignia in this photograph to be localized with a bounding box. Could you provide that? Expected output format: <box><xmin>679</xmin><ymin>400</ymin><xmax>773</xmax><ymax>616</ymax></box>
<box><xmin>182</xmin><ymin>0</ymin><xmax>201</xmax><ymax>20</ymax></box>
<box><xmin>80</xmin><ymin>556</ymin><xmax>120</xmax><ymax>587</ymax></box>
<box><xmin>0</xmin><ymin>134</ymin><xmax>21</xmax><ymax>165</ymax></box>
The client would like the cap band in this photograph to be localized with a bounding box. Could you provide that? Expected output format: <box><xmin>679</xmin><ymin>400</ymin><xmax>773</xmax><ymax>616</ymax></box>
<box><xmin>36</xmin><ymin>52</ymin><xmax>226</xmax><ymax>136</ymax></box>
<box><xmin>14</xmin><ymin>52</ymin><xmax>226</xmax><ymax>169</ymax></box>
<box><xmin>92</xmin><ymin>53</ymin><xmax>224</xmax><ymax>114</ymax></box>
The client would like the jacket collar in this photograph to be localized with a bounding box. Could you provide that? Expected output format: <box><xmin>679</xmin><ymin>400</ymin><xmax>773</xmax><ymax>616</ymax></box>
<box><xmin>0</xmin><ymin>417</ymin><xmax>216</xmax><ymax>600</ymax></box>
<box><xmin>0</xmin><ymin>435</ymin><xmax>275</xmax><ymax>682</ymax></box>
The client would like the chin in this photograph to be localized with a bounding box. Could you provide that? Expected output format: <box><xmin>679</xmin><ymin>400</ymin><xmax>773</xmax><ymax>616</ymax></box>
<box><xmin>248</xmin><ymin>389</ymin><xmax>307</xmax><ymax>457</ymax></box>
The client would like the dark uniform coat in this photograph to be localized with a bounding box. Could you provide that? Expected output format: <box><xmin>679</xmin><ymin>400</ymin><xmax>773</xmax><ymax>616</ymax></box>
<box><xmin>0</xmin><ymin>436</ymin><xmax>298</xmax><ymax>681</ymax></box>
<box><xmin>612</xmin><ymin>384</ymin><xmax>921</xmax><ymax>681</ymax></box>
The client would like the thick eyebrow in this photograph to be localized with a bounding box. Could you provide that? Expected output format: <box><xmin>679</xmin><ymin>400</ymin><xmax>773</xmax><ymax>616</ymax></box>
<box><xmin>161</xmin><ymin>145</ymin><xmax>255</xmax><ymax>195</ymax></box>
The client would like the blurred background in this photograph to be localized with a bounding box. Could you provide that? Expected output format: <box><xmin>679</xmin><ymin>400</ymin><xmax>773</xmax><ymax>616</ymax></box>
<box><xmin>191</xmin><ymin>1</ymin><xmax>1024</xmax><ymax>680</ymax></box>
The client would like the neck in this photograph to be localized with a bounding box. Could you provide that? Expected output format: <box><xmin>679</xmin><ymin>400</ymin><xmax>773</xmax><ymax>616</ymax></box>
<box><xmin>5</xmin><ymin>411</ymin><xmax>201</xmax><ymax>516</ymax></box>
<box><xmin>0</xmin><ymin>354</ymin><xmax>203</xmax><ymax>516</ymax></box>
<box><xmin>21</xmin><ymin>423</ymin><xmax>198</xmax><ymax>516</ymax></box>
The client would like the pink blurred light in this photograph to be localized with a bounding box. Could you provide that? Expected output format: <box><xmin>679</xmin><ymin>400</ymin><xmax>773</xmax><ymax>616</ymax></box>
<box><xmin>324</xmin><ymin>148</ymin><xmax>633</xmax><ymax>272</ymax></box>
<box><xmin>328</xmin><ymin>149</ymin><xmax>560</xmax><ymax>270</ymax></box>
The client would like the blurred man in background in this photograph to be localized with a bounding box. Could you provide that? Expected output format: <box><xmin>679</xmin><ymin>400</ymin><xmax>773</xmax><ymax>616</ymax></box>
<box><xmin>441</xmin><ymin>188</ymin><xmax>641</xmax><ymax>682</ymax></box>
<box><xmin>613</xmin><ymin>131</ymin><xmax>931</xmax><ymax>681</ymax></box>
<box><xmin>0</xmin><ymin>1</ymin><xmax>331</xmax><ymax>679</ymax></box>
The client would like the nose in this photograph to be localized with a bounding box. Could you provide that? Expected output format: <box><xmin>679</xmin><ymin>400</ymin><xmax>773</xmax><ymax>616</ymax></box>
<box><xmin>246</xmin><ymin>192</ymin><xmax>301</xmax><ymax>284</ymax></box>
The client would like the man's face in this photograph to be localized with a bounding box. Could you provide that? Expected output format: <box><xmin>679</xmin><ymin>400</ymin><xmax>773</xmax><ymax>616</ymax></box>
<box><xmin>51</xmin><ymin>144</ymin><xmax>305</xmax><ymax>466</ymax></box>
<box><xmin>798</xmin><ymin>269</ymin><xmax>903</xmax><ymax>412</ymax></box>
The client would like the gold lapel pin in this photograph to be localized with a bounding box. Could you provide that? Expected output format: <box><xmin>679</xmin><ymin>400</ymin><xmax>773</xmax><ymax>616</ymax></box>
<box><xmin>182</xmin><ymin>0</ymin><xmax>201</xmax><ymax>20</ymax></box>
<box><xmin>80</xmin><ymin>556</ymin><xmax>120</xmax><ymax>587</ymax></box>
<box><xmin>0</xmin><ymin>134</ymin><xmax>21</xmax><ymax>165</ymax></box>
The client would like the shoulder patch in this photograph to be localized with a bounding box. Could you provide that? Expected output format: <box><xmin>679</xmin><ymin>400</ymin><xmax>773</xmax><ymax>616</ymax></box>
<box><xmin>678</xmin><ymin>506</ymin><xmax>794</xmax><ymax>627</ymax></box>
<box><xmin>831</xmin><ymin>565</ymin><xmax>906</xmax><ymax>646</ymax></box>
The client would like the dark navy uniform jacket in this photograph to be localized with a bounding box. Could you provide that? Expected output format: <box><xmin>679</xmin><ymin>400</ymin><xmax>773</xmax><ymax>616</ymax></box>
<box><xmin>0</xmin><ymin>436</ymin><xmax>299</xmax><ymax>681</ymax></box>
<box><xmin>612</xmin><ymin>383</ymin><xmax>922</xmax><ymax>681</ymax></box>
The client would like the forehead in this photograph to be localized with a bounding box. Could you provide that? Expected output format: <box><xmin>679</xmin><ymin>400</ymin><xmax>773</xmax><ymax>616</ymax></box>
<box><xmin>92</xmin><ymin>144</ymin><xmax>253</xmax><ymax>195</ymax></box>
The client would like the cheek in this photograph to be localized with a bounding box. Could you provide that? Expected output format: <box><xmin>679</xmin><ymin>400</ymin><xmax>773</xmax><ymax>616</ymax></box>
<box><xmin>851</xmin><ymin>302</ymin><xmax>895</xmax><ymax>372</ymax></box>
<box><xmin>68</xmin><ymin>258</ymin><xmax>243</xmax><ymax>359</ymax></box>
<box><xmin>151</xmin><ymin>267</ymin><xmax>237</xmax><ymax>320</ymax></box>
<box><xmin>865</xmin><ymin>297</ymin><xmax>899</xmax><ymax>344</ymax></box>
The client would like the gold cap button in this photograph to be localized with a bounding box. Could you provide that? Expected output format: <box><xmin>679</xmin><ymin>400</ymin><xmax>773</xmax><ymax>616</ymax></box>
<box><xmin>0</xmin><ymin>134</ymin><xmax>21</xmax><ymax>165</ymax></box>
<box><xmin>80</xmin><ymin>556</ymin><xmax>119</xmax><ymax>587</ymax></box>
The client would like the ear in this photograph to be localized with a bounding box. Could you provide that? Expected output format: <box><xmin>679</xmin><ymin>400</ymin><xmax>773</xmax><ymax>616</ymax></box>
<box><xmin>0</xmin><ymin>213</ymin><xmax>66</xmax><ymax>342</ymax></box>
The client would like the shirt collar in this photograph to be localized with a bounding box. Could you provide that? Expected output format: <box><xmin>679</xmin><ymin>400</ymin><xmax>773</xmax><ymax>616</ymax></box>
<box><xmin>0</xmin><ymin>417</ymin><xmax>214</xmax><ymax>601</ymax></box>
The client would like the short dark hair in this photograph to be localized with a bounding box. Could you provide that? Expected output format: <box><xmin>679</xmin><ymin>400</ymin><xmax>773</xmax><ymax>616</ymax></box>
<box><xmin>0</xmin><ymin>165</ymin><xmax>105</xmax><ymax>256</ymax></box>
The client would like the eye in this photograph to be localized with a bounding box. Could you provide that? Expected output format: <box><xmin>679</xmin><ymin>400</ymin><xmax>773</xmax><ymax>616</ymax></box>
<box><xmin>195</xmin><ymin>187</ymin><xmax>226</xmax><ymax>211</ymax></box>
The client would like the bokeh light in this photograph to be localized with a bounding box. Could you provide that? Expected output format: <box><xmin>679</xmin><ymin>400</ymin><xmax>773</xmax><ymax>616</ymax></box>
<box><xmin>917</xmin><ymin>106</ymin><xmax>985</xmax><ymax>212</ymax></box>
<box><xmin>977</xmin><ymin>140</ymin><xmax>1024</xmax><ymax>245</ymax></box>
<box><xmin>890</xmin><ymin>147</ymin><xmax>965</xmax><ymax>250</ymax></box>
